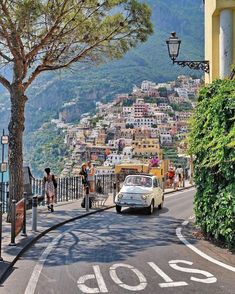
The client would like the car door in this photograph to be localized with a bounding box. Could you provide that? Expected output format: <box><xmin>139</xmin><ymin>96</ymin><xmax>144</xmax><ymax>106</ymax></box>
<box><xmin>153</xmin><ymin>177</ymin><xmax>162</xmax><ymax>205</ymax></box>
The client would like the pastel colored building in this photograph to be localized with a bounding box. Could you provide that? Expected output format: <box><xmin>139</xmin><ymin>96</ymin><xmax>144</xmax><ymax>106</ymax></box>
<box><xmin>132</xmin><ymin>139</ymin><xmax>163</xmax><ymax>159</ymax></box>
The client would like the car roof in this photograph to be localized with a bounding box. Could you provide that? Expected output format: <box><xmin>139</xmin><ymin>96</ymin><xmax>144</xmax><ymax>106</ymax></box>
<box><xmin>126</xmin><ymin>174</ymin><xmax>154</xmax><ymax>178</ymax></box>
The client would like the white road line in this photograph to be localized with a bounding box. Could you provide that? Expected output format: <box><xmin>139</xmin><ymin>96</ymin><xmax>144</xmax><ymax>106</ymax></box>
<box><xmin>110</xmin><ymin>263</ymin><xmax>147</xmax><ymax>291</ymax></box>
<box><xmin>176</xmin><ymin>227</ymin><xmax>235</xmax><ymax>273</ymax></box>
<box><xmin>24</xmin><ymin>225</ymin><xmax>76</xmax><ymax>294</ymax></box>
<box><xmin>93</xmin><ymin>265</ymin><xmax>108</xmax><ymax>293</ymax></box>
<box><xmin>159</xmin><ymin>281</ymin><xmax>188</xmax><ymax>288</ymax></box>
<box><xmin>169</xmin><ymin>260</ymin><xmax>217</xmax><ymax>284</ymax></box>
<box><xmin>148</xmin><ymin>262</ymin><xmax>188</xmax><ymax>288</ymax></box>
<box><xmin>77</xmin><ymin>265</ymin><xmax>108</xmax><ymax>293</ymax></box>
<box><xmin>148</xmin><ymin>262</ymin><xmax>173</xmax><ymax>282</ymax></box>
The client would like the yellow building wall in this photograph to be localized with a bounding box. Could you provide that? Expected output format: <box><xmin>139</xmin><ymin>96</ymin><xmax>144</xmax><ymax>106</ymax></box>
<box><xmin>205</xmin><ymin>0</ymin><xmax>235</xmax><ymax>83</ymax></box>
<box><xmin>132</xmin><ymin>139</ymin><xmax>163</xmax><ymax>159</ymax></box>
<box><xmin>115</xmin><ymin>164</ymin><xmax>149</xmax><ymax>174</ymax></box>
<box><xmin>149</xmin><ymin>160</ymin><xmax>170</xmax><ymax>181</ymax></box>
<box><xmin>95</xmin><ymin>135</ymin><xmax>106</xmax><ymax>145</ymax></box>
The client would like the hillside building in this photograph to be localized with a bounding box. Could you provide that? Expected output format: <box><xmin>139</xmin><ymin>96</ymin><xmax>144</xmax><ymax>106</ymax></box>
<box><xmin>132</xmin><ymin>139</ymin><xmax>163</xmax><ymax>159</ymax></box>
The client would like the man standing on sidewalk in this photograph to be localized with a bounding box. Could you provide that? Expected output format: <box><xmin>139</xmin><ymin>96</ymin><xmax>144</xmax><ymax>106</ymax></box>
<box><xmin>87</xmin><ymin>161</ymin><xmax>95</xmax><ymax>193</ymax></box>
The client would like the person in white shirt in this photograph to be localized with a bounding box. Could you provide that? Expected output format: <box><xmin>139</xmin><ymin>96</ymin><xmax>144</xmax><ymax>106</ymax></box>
<box><xmin>175</xmin><ymin>165</ymin><xmax>184</xmax><ymax>187</ymax></box>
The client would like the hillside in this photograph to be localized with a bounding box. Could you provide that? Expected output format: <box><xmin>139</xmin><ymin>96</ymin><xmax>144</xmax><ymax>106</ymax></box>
<box><xmin>0</xmin><ymin>0</ymin><xmax>204</xmax><ymax>175</ymax></box>
<box><xmin>23</xmin><ymin>0</ymin><xmax>204</xmax><ymax>130</ymax></box>
<box><xmin>0</xmin><ymin>0</ymin><xmax>204</xmax><ymax>130</ymax></box>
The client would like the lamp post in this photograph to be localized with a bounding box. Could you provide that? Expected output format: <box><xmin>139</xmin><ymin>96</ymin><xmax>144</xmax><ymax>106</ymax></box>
<box><xmin>0</xmin><ymin>130</ymin><xmax>8</xmax><ymax>261</ymax></box>
<box><xmin>1</xmin><ymin>129</ymin><xmax>9</xmax><ymax>206</ymax></box>
<box><xmin>166</xmin><ymin>32</ymin><xmax>210</xmax><ymax>73</ymax></box>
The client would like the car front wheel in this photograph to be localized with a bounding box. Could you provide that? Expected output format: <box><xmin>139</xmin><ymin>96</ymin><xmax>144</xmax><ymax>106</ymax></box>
<box><xmin>158</xmin><ymin>196</ymin><xmax>164</xmax><ymax>209</ymax></box>
<box><xmin>116</xmin><ymin>205</ymin><xmax>122</xmax><ymax>213</ymax></box>
<box><xmin>158</xmin><ymin>202</ymin><xmax>163</xmax><ymax>209</ymax></box>
<box><xmin>146</xmin><ymin>200</ymin><xmax>154</xmax><ymax>215</ymax></box>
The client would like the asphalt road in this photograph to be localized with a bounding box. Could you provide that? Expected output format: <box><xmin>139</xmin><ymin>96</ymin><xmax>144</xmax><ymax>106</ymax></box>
<box><xmin>1</xmin><ymin>189</ymin><xmax>235</xmax><ymax>294</ymax></box>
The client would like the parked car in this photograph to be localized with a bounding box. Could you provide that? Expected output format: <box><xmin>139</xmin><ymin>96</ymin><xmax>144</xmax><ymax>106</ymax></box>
<box><xmin>115</xmin><ymin>174</ymin><xmax>164</xmax><ymax>214</ymax></box>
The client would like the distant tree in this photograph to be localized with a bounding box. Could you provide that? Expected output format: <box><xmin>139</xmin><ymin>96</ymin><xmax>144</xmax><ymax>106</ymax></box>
<box><xmin>105</xmin><ymin>132</ymin><xmax>114</xmax><ymax>144</ymax></box>
<box><xmin>0</xmin><ymin>0</ymin><xmax>153</xmax><ymax>207</ymax></box>
<box><xmin>168</xmin><ymin>111</ymin><xmax>175</xmax><ymax>117</ymax></box>
<box><xmin>123</xmin><ymin>99</ymin><xmax>134</xmax><ymax>107</ymax></box>
<box><xmin>170</xmin><ymin>103</ymin><xmax>180</xmax><ymax>111</ymax></box>
<box><xmin>126</xmin><ymin>123</ymin><xmax>134</xmax><ymax>129</ymax></box>
<box><xmin>143</xmin><ymin>97</ymin><xmax>156</xmax><ymax>103</ymax></box>
<box><xmin>158</xmin><ymin>87</ymin><xmax>167</xmax><ymax>97</ymax></box>
<box><xmin>181</xmin><ymin>101</ymin><xmax>193</xmax><ymax>110</ymax></box>
<box><xmin>156</xmin><ymin>97</ymin><xmax>168</xmax><ymax>104</ymax></box>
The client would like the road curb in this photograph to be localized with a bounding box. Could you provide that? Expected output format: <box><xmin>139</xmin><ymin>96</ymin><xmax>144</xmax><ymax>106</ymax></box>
<box><xmin>0</xmin><ymin>186</ymin><xmax>194</xmax><ymax>285</ymax></box>
<box><xmin>164</xmin><ymin>185</ymin><xmax>194</xmax><ymax>195</ymax></box>
<box><xmin>176</xmin><ymin>222</ymin><xmax>235</xmax><ymax>273</ymax></box>
<box><xmin>0</xmin><ymin>205</ymin><xmax>115</xmax><ymax>284</ymax></box>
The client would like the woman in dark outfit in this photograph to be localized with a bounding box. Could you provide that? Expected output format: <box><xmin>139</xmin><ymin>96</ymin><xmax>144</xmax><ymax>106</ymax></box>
<box><xmin>79</xmin><ymin>163</ymin><xmax>92</xmax><ymax>208</ymax></box>
<box><xmin>79</xmin><ymin>163</ymin><xmax>88</xmax><ymax>189</ymax></box>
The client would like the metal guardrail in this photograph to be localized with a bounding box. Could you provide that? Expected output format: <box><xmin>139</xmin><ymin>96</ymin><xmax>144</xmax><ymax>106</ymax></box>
<box><xmin>1</xmin><ymin>174</ymin><xmax>190</xmax><ymax>213</ymax></box>
<box><xmin>1</xmin><ymin>175</ymin><xmax>118</xmax><ymax>213</ymax></box>
<box><xmin>94</xmin><ymin>174</ymin><xmax>116</xmax><ymax>195</ymax></box>
<box><xmin>31</xmin><ymin>177</ymin><xmax>83</xmax><ymax>205</ymax></box>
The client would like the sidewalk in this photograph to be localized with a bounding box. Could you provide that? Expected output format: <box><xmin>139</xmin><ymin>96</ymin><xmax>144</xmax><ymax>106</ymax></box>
<box><xmin>164</xmin><ymin>179</ymin><xmax>193</xmax><ymax>194</ymax></box>
<box><xmin>0</xmin><ymin>182</ymin><xmax>193</xmax><ymax>283</ymax></box>
<box><xmin>0</xmin><ymin>194</ymin><xmax>115</xmax><ymax>283</ymax></box>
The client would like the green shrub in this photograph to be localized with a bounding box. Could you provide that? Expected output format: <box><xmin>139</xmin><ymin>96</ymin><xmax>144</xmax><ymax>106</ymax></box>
<box><xmin>189</xmin><ymin>79</ymin><xmax>235</xmax><ymax>248</ymax></box>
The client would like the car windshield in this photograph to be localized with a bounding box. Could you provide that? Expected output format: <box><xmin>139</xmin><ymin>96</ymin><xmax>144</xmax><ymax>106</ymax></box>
<box><xmin>124</xmin><ymin>176</ymin><xmax>152</xmax><ymax>188</ymax></box>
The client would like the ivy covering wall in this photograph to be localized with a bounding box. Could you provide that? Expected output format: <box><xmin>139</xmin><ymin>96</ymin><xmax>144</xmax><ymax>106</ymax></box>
<box><xmin>189</xmin><ymin>79</ymin><xmax>235</xmax><ymax>248</ymax></box>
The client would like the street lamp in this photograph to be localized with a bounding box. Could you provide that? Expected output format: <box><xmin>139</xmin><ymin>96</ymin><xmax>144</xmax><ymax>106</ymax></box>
<box><xmin>166</xmin><ymin>32</ymin><xmax>210</xmax><ymax>73</ymax></box>
<box><xmin>0</xmin><ymin>129</ymin><xmax>8</xmax><ymax>261</ymax></box>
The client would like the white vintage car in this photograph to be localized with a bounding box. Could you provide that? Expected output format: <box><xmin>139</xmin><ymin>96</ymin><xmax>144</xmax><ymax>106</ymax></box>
<box><xmin>115</xmin><ymin>174</ymin><xmax>164</xmax><ymax>214</ymax></box>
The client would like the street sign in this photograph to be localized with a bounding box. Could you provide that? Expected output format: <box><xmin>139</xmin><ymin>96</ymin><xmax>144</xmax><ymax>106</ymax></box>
<box><xmin>1</xmin><ymin>135</ymin><xmax>9</xmax><ymax>145</ymax></box>
<box><xmin>0</xmin><ymin>162</ymin><xmax>7</xmax><ymax>173</ymax></box>
<box><xmin>23</xmin><ymin>166</ymin><xmax>32</xmax><ymax>195</ymax></box>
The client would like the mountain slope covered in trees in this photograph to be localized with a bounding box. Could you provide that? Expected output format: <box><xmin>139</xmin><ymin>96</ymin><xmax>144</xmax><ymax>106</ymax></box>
<box><xmin>0</xmin><ymin>0</ymin><xmax>204</xmax><ymax>131</ymax></box>
<box><xmin>0</xmin><ymin>0</ymin><xmax>204</xmax><ymax>176</ymax></box>
<box><xmin>23</xmin><ymin>0</ymin><xmax>204</xmax><ymax>130</ymax></box>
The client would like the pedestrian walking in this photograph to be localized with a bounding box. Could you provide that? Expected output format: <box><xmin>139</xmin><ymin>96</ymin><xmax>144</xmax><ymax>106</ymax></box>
<box><xmin>43</xmin><ymin>168</ymin><xmax>57</xmax><ymax>212</ymax></box>
<box><xmin>167</xmin><ymin>164</ymin><xmax>175</xmax><ymax>187</ymax></box>
<box><xmin>175</xmin><ymin>165</ymin><xmax>184</xmax><ymax>187</ymax></box>
<box><xmin>174</xmin><ymin>173</ymin><xmax>179</xmax><ymax>190</ymax></box>
<box><xmin>79</xmin><ymin>163</ymin><xmax>93</xmax><ymax>208</ymax></box>
<box><xmin>79</xmin><ymin>163</ymin><xmax>89</xmax><ymax>191</ymax></box>
<box><xmin>87</xmin><ymin>161</ymin><xmax>95</xmax><ymax>193</ymax></box>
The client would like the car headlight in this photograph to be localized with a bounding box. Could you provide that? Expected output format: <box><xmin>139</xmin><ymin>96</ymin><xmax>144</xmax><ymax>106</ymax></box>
<box><xmin>118</xmin><ymin>193</ymin><xmax>124</xmax><ymax>200</ymax></box>
<box><xmin>141</xmin><ymin>194</ymin><xmax>151</xmax><ymax>200</ymax></box>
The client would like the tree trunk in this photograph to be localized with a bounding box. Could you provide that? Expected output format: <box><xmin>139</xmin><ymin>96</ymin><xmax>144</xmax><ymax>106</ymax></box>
<box><xmin>7</xmin><ymin>83</ymin><xmax>27</xmax><ymax>222</ymax></box>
